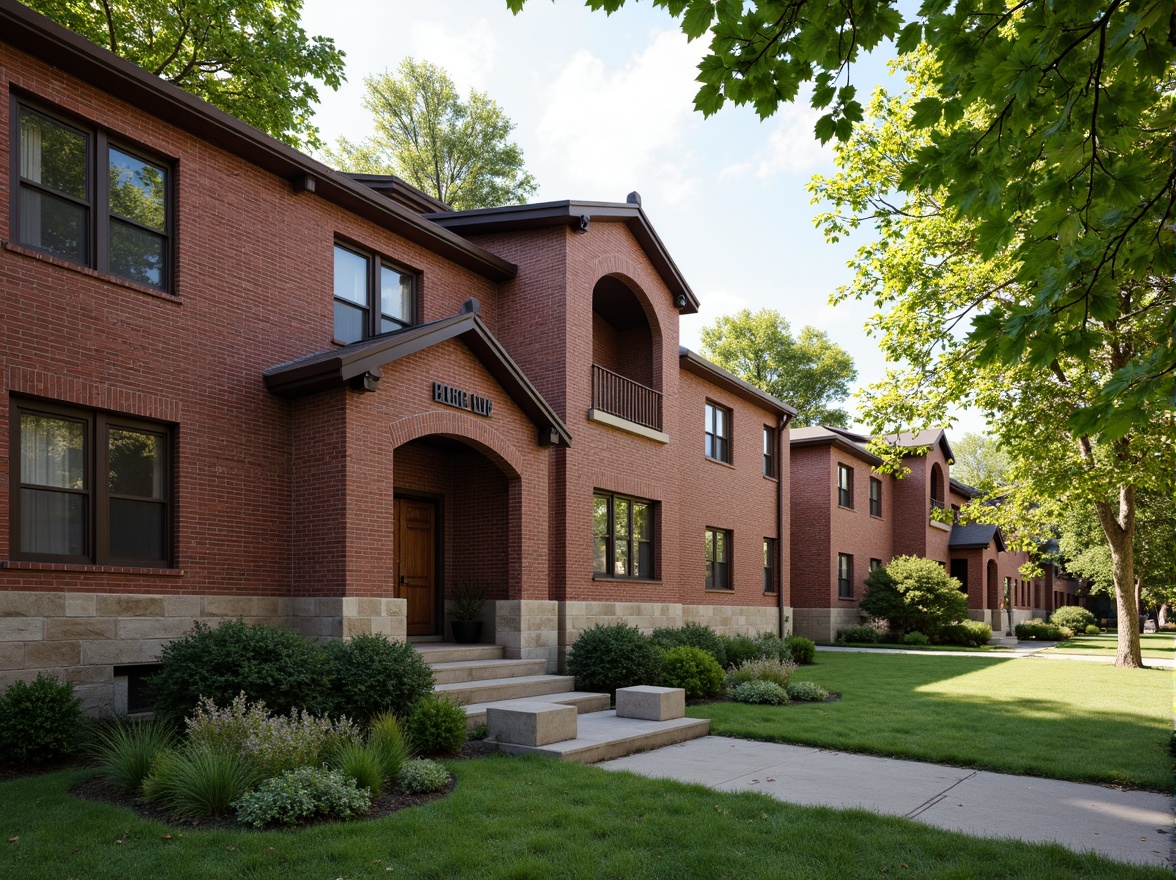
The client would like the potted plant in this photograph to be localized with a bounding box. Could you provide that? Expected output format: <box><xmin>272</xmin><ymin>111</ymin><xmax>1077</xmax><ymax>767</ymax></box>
<box><xmin>450</xmin><ymin>578</ymin><xmax>486</xmax><ymax>644</ymax></box>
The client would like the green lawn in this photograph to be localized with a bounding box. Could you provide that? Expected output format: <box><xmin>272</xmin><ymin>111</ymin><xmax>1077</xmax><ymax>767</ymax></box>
<box><xmin>0</xmin><ymin>757</ymin><xmax>1166</xmax><ymax>880</ymax></box>
<box><xmin>690</xmin><ymin>652</ymin><xmax>1172</xmax><ymax>789</ymax></box>
<box><xmin>1045</xmin><ymin>632</ymin><xmax>1174</xmax><ymax>661</ymax></box>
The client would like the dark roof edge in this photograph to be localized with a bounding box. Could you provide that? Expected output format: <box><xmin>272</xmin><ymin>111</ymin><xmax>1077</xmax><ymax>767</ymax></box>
<box><xmin>678</xmin><ymin>348</ymin><xmax>796</xmax><ymax>419</ymax></box>
<box><xmin>789</xmin><ymin>433</ymin><xmax>884</xmax><ymax>467</ymax></box>
<box><xmin>0</xmin><ymin>0</ymin><xmax>515</xmax><ymax>283</ymax></box>
<box><xmin>430</xmin><ymin>201</ymin><xmax>700</xmax><ymax>314</ymax></box>
<box><xmin>949</xmin><ymin>477</ymin><xmax>977</xmax><ymax>498</ymax></box>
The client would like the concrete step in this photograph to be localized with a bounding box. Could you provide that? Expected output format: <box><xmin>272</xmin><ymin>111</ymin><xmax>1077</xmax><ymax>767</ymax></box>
<box><xmin>491</xmin><ymin>710</ymin><xmax>711</xmax><ymax>764</ymax></box>
<box><xmin>461</xmin><ymin>691</ymin><xmax>612</xmax><ymax>730</ymax></box>
<box><xmin>430</xmin><ymin>658</ymin><xmax>550</xmax><ymax>685</ymax></box>
<box><xmin>435</xmin><ymin>674</ymin><xmax>576</xmax><ymax>706</ymax></box>
<box><xmin>415</xmin><ymin>643</ymin><xmax>505</xmax><ymax>665</ymax></box>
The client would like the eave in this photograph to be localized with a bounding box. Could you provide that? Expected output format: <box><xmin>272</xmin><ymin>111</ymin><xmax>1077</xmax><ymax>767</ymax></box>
<box><xmin>678</xmin><ymin>348</ymin><xmax>796</xmax><ymax>419</ymax></box>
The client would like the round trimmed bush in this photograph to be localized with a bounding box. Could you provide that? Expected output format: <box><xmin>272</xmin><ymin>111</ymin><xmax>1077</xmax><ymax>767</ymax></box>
<box><xmin>940</xmin><ymin>620</ymin><xmax>992</xmax><ymax>647</ymax></box>
<box><xmin>659</xmin><ymin>646</ymin><xmax>724</xmax><ymax>699</ymax></box>
<box><xmin>650</xmin><ymin>622</ymin><xmax>727</xmax><ymax>668</ymax></box>
<box><xmin>1085</xmin><ymin>624</ymin><xmax>1101</xmax><ymax>635</ymax></box>
<box><xmin>0</xmin><ymin>673</ymin><xmax>83</xmax><ymax>765</ymax></box>
<box><xmin>786</xmin><ymin>680</ymin><xmax>830</xmax><ymax>703</ymax></box>
<box><xmin>837</xmin><ymin>625</ymin><xmax>881</xmax><ymax>644</ymax></box>
<box><xmin>233</xmin><ymin>766</ymin><xmax>371</xmax><ymax>828</ymax></box>
<box><xmin>150</xmin><ymin>620</ymin><xmax>332</xmax><ymax>723</ymax></box>
<box><xmin>729</xmin><ymin>680</ymin><xmax>789</xmax><ymax>705</ymax></box>
<box><xmin>405</xmin><ymin>694</ymin><xmax>467</xmax><ymax>756</ymax></box>
<box><xmin>784</xmin><ymin>635</ymin><xmax>816</xmax><ymax>665</ymax></box>
<box><xmin>753</xmin><ymin>631</ymin><xmax>792</xmax><ymax>663</ymax></box>
<box><xmin>1050</xmin><ymin>606</ymin><xmax>1096</xmax><ymax>633</ymax></box>
<box><xmin>903</xmin><ymin>631</ymin><xmax>930</xmax><ymax>646</ymax></box>
<box><xmin>325</xmin><ymin>634</ymin><xmax>434</xmax><ymax>722</ymax></box>
<box><xmin>722</xmin><ymin>634</ymin><xmax>761</xmax><ymax>668</ymax></box>
<box><xmin>566</xmin><ymin>623</ymin><xmax>662</xmax><ymax>696</ymax></box>
<box><xmin>398</xmin><ymin>758</ymin><xmax>451</xmax><ymax>794</ymax></box>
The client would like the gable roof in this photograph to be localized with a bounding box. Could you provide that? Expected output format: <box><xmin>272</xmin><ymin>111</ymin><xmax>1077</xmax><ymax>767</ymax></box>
<box><xmin>678</xmin><ymin>349</ymin><xmax>796</xmax><ymax>419</ymax></box>
<box><xmin>428</xmin><ymin>201</ymin><xmax>700</xmax><ymax>314</ymax></box>
<box><xmin>879</xmin><ymin>429</ymin><xmax>955</xmax><ymax>463</ymax></box>
<box><xmin>789</xmin><ymin>426</ymin><xmax>883</xmax><ymax>466</ymax></box>
<box><xmin>949</xmin><ymin>522</ymin><xmax>1006</xmax><ymax>551</ymax></box>
<box><xmin>263</xmin><ymin>304</ymin><xmax>572</xmax><ymax>448</ymax></box>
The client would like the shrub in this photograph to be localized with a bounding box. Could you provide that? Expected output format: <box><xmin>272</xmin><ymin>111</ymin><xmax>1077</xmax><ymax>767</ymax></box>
<box><xmin>729</xmin><ymin>680</ymin><xmax>789</xmax><ymax>705</ymax></box>
<box><xmin>658</xmin><ymin>646</ymin><xmax>725</xmax><ymax>699</ymax></box>
<box><xmin>1050</xmin><ymin>607</ymin><xmax>1096</xmax><ymax>632</ymax></box>
<box><xmin>752</xmin><ymin>631</ymin><xmax>792</xmax><ymax>663</ymax></box>
<box><xmin>784</xmin><ymin>635</ymin><xmax>816</xmax><ymax>665</ymax></box>
<box><xmin>367</xmin><ymin>711</ymin><xmax>411</xmax><ymax>781</ymax></box>
<box><xmin>143</xmin><ymin>746</ymin><xmax>263</xmax><ymax>818</ymax></box>
<box><xmin>1015</xmin><ymin>622</ymin><xmax>1069</xmax><ymax>641</ymax></box>
<box><xmin>185</xmin><ymin>693</ymin><xmax>361</xmax><ymax>777</ymax></box>
<box><xmin>650</xmin><ymin>623</ymin><xmax>727</xmax><ymax>667</ymax></box>
<box><xmin>233</xmin><ymin>767</ymin><xmax>371</xmax><ymax>828</ymax></box>
<box><xmin>724</xmin><ymin>657</ymin><xmax>797</xmax><ymax>691</ymax></box>
<box><xmin>149</xmin><ymin>620</ymin><xmax>333</xmax><ymax>723</ymax></box>
<box><xmin>940</xmin><ymin>620</ymin><xmax>993</xmax><ymax>647</ymax></box>
<box><xmin>859</xmin><ymin>556</ymin><xmax>968</xmax><ymax>636</ymax></box>
<box><xmin>721</xmin><ymin>634</ymin><xmax>761</xmax><ymax>668</ymax></box>
<box><xmin>1085</xmin><ymin>624</ymin><xmax>1101</xmax><ymax>635</ymax></box>
<box><xmin>0</xmin><ymin>673</ymin><xmax>83</xmax><ymax>765</ymax></box>
<box><xmin>837</xmin><ymin>625</ymin><xmax>881</xmax><ymax>644</ymax></box>
<box><xmin>565</xmin><ymin>623</ymin><xmax>662</xmax><ymax>696</ymax></box>
<box><xmin>89</xmin><ymin>718</ymin><xmax>176</xmax><ymax>793</ymax></box>
<box><xmin>325</xmin><ymin>634</ymin><xmax>434</xmax><ymax>723</ymax></box>
<box><xmin>331</xmin><ymin>741</ymin><xmax>386</xmax><ymax>797</ymax></box>
<box><xmin>405</xmin><ymin>695</ymin><xmax>467</xmax><ymax>756</ymax></box>
<box><xmin>903</xmin><ymin>631</ymin><xmax>931</xmax><ymax>646</ymax></box>
<box><xmin>397</xmin><ymin>758</ymin><xmax>451</xmax><ymax>794</ymax></box>
<box><xmin>786</xmin><ymin>680</ymin><xmax>830</xmax><ymax>703</ymax></box>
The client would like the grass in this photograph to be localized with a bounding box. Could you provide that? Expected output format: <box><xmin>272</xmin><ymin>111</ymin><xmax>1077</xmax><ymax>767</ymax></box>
<box><xmin>691</xmin><ymin>652</ymin><xmax>1172</xmax><ymax>790</ymax></box>
<box><xmin>1045</xmin><ymin>632</ymin><xmax>1174</xmax><ymax>661</ymax></box>
<box><xmin>0</xmin><ymin>757</ymin><xmax>1167</xmax><ymax>880</ymax></box>
<box><xmin>830</xmin><ymin>642</ymin><xmax>1004</xmax><ymax>652</ymax></box>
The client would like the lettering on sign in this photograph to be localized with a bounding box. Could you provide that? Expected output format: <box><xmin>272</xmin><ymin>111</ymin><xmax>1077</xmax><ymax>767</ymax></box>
<box><xmin>433</xmin><ymin>382</ymin><xmax>493</xmax><ymax>418</ymax></box>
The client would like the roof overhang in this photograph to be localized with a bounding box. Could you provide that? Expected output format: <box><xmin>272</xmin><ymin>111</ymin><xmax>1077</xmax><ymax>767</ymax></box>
<box><xmin>263</xmin><ymin>307</ymin><xmax>572</xmax><ymax>448</ymax></box>
<box><xmin>949</xmin><ymin>523</ymin><xmax>1006</xmax><ymax>551</ymax></box>
<box><xmin>789</xmin><ymin>432</ymin><xmax>884</xmax><ymax>467</ymax></box>
<box><xmin>429</xmin><ymin>201</ymin><xmax>700</xmax><ymax>314</ymax></box>
<box><xmin>678</xmin><ymin>348</ymin><xmax>796</xmax><ymax>420</ymax></box>
<box><xmin>0</xmin><ymin>0</ymin><xmax>516</xmax><ymax>283</ymax></box>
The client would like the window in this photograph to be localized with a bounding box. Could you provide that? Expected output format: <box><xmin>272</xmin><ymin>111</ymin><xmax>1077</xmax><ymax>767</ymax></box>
<box><xmin>593</xmin><ymin>492</ymin><xmax>653</xmax><ymax>578</ymax></box>
<box><xmin>14</xmin><ymin>103</ymin><xmax>171</xmax><ymax>290</ymax></box>
<box><xmin>705</xmin><ymin>528</ymin><xmax>731</xmax><ymax>590</ymax></box>
<box><xmin>762</xmin><ymin>426</ymin><xmax>776</xmax><ymax>478</ymax></box>
<box><xmin>704</xmin><ymin>401</ymin><xmax>731</xmax><ymax>463</ymax></box>
<box><xmin>869</xmin><ymin>558</ymin><xmax>883</xmax><ymax>572</ymax></box>
<box><xmin>838</xmin><ymin>553</ymin><xmax>854</xmax><ymax>598</ymax></box>
<box><xmin>837</xmin><ymin>463</ymin><xmax>854</xmax><ymax>508</ymax></box>
<box><xmin>333</xmin><ymin>243</ymin><xmax>416</xmax><ymax>343</ymax></box>
<box><xmin>869</xmin><ymin>477</ymin><xmax>882</xmax><ymax>517</ymax></box>
<box><xmin>763</xmin><ymin>537</ymin><xmax>777</xmax><ymax>594</ymax></box>
<box><xmin>11</xmin><ymin>400</ymin><xmax>171</xmax><ymax>566</ymax></box>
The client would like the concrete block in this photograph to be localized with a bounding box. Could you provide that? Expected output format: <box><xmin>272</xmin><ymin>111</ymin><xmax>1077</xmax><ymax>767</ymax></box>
<box><xmin>25</xmin><ymin>640</ymin><xmax>81</xmax><ymax>668</ymax></box>
<box><xmin>65</xmin><ymin>594</ymin><xmax>97</xmax><ymax>617</ymax></box>
<box><xmin>0</xmin><ymin>618</ymin><xmax>44</xmax><ymax>641</ymax></box>
<box><xmin>97</xmin><ymin>595</ymin><xmax>165</xmax><ymax>618</ymax></box>
<box><xmin>117</xmin><ymin>617</ymin><xmax>195</xmax><ymax>640</ymax></box>
<box><xmin>0</xmin><ymin>642</ymin><xmax>25</xmax><ymax>669</ymax></box>
<box><xmin>0</xmin><ymin>592</ymin><xmax>64</xmax><ymax>618</ymax></box>
<box><xmin>616</xmin><ymin>686</ymin><xmax>685</xmax><ymax>722</ymax></box>
<box><xmin>487</xmin><ymin>702</ymin><xmax>578</xmax><ymax>747</ymax></box>
<box><xmin>45</xmin><ymin>618</ymin><xmax>117</xmax><ymax>641</ymax></box>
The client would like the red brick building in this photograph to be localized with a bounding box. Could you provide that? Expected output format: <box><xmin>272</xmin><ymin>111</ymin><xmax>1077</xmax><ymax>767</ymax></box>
<box><xmin>0</xmin><ymin>3</ymin><xmax>793</xmax><ymax>712</ymax></box>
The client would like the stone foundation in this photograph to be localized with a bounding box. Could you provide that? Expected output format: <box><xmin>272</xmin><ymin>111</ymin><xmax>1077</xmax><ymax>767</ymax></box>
<box><xmin>495</xmin><ymin>600</ymin><xmax>560</xmax><ymax>671</ymax></box>
<box><xmin>792</xmin><ymin>607</ymin><xmax>861</xmax><ymax>644</ymax></box>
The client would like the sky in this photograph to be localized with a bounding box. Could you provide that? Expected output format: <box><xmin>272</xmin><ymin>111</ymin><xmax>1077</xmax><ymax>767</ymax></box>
<box><xmin>298</xmin><ymin>0</ymin><xmax>985</xmax><ymax>436</ymax></box>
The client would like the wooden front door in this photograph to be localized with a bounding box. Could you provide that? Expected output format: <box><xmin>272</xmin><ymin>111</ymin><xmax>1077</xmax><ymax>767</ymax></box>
<box><xmin>395</xmin><ymin>497</ymin><xmax>437</xmax><ymax>636</ymax></box>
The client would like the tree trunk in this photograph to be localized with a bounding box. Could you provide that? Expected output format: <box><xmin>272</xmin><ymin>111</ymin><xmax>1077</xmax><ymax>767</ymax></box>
<box><xmin>1093</xmin><ymin>485</ymin><xmax>1143</xmax><ymax>668</ymax></box>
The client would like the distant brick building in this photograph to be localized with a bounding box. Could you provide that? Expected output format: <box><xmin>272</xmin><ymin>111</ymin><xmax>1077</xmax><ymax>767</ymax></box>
<box><xmin>0</xmin><ymin>2</ymin><xmax>793</xmax><ymax>712</ymax></box>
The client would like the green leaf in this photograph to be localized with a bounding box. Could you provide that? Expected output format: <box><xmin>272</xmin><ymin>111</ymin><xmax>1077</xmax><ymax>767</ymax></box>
<box><xmin>909</xmin><ymin>97</ymin><xmax>943</xmax><ymax>129</ymax></box>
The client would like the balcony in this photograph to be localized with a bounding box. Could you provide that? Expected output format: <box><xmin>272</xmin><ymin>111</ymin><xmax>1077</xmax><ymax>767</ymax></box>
<box><xmin>592</xmin><ymin>364</ymin><xmax>663</xmax><ymax>433</ymax></box>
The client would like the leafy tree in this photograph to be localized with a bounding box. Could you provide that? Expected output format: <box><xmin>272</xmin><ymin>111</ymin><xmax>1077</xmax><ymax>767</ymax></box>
<box><xmin>859</xmin><ymin>555</ymin><xmax>968</xmax><ymax>636</ymax></box>
<box><xmin>506</xmin><ymin>0</ymin><xmax>1176</xmax><ymax>438</ymax></box>
<box><xmin>323</xmin><ymin>58</ymin><xmax>537</xmax><ymax>210</ymax></box>
<box><xmin>26</xmin><ymin>0</ymin><xmax>345</xmax><ymax>150</ymax></box>
<box><xmin>699</xmin><ymin>309</ymin><xmax>856</xmax><ymax>427</ymax></box>
<box><xmin>809</xmin><ymin>55</ymin><xmax>1175</xmax><ymax>668</ymax></box>
<box><xmin>949</xmin><ymin>433</ymin><xmax>1011</xmax><ymax>495</ymax></box>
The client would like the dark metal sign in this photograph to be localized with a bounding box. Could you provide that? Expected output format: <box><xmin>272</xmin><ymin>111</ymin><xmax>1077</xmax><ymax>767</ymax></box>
<box><xmin>433</xmin><ymin>382</ymin><xmax>493</xmax><ymax>417</ymax></box>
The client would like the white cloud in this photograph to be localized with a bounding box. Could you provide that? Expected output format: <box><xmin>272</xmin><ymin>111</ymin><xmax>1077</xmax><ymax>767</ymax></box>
<box><xmin>536</xmin><ymin>29</ymin><xmax>705</xmax><ymax>202</ymax></box>
<box><xmin>410</xmin><ymin>21</ymin><xmax>499</xmax><ymax>92</ymax></box>
<box><xmin>718</xmin><ymin>103</ymin><xmax>831</xmax><ymax>180</ymax></box>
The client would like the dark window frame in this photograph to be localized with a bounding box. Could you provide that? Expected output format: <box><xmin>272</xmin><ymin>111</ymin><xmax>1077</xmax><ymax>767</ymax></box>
<box><xmin>763</xmin><ymin>537</ymin><xmax>777</xmax><ymax>594</ymax></box>
<box><xmin>837</xmin><ymin>463</ymin><xmax>854</xmax><ymax>508</ymax></box>
<box><xmin>704</xmin><ymin>401</ymin><xmax>732</xmax><ymax>464</ymax></box>
<box><xmin>12</xmin><ymin>99</ymin><xmax>174</xmax><ymax>292</ymax></box>
<box><xmin>837</xmin><ymin>552</ymin><xmax>854</xmax><ymax>599</ymax></box>
<box><xmin>593</xmin><ymin>491</ymin><xmax>655</xmax><ymax>580</ymax></box>
<box><xmin>10</xmin><ymin>398</ymin><xmax>173</xmax><ymax>567</ymax></box>
<box><xmin>869</xmin><ymin>477</ymin><xmax>882</xmax><ymax>517</ymax></box>
<box><xmin>333</xmin><ymin>241</ymin><xmax>418</xmax><ymax>344</ymax></box>
<box><xmin>705</xmin><ymin>527</ymin><xmax>732</xmax><ymax>590</ymax></box>
<box><xmin>762</xmin><ymin>425</ymin><xmax>777</xmax><ymax>478</ymax></box>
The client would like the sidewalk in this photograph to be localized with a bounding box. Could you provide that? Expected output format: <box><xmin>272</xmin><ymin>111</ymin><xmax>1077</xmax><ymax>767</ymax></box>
<box><xmin>817</xmin><ymin>643</ymin><xmax>1176</xmax><ymax>668</ymax></box>
<box><xmin>598</xmin><ymin>736</ymin><xmax>1173</xmax><ymax>868</ymax></box>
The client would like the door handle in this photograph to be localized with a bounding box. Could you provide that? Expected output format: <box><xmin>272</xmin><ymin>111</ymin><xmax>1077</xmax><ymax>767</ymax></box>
<box><xmin>399</xmin><ymin>575</ymin><xmax>406</xmax><ymax>585</ymax></box>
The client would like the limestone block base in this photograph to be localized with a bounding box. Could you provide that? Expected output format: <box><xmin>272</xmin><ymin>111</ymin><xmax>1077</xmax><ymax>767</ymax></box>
<box><xmin>487</xmin><ymin>701</ymin><xmax>577</xmax><ymax>746</ymax></box>
<box><xmin>792</xmin><ymin>607</ymin><xmax>861</xmax><ymax>644</ymax></box>
<box><xmin>496</xmin><ymin>600</ymin><xmax>559</xmax><ymax>672</ymax></box>
<box><xmin>615</xmin><ymin>686</ymin><xmax>685</xmax><ymax>721</ymax></box>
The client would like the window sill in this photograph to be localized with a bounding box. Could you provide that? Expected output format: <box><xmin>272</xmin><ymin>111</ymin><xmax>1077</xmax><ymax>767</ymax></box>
<box><xmin>929</xmin><ymin>518</ymin><xmax>953</xmax><ymax>532</ymax></box>
<box><xmin>837</xmin><ymin>596</ymin><xmax>857</xmax><ymax>602</ymax></box>
<box><xmin>763</xmin><ymin>474</ymin><xmax>779</xmax><ymax>482</ymax></box>
<box><xmin>3</xmin><ymin>241</ymin><xmax>181</xmax><ymax>304</ymax></box>
<box><xmin>704</xmin><ymin>588</ymin><xmax>735</xmax><ymax>593</ymax></box>
<box><xmin>592</xmin><ymin>576</ymin><xmax>662</xmax><ymax>584</ymax></box>
<box><xmin>705</xmin><ymin>457</ymin><xmax>735</xmax><ymax>469</ymax></box>
<box><xmin>837</xmin><ymin>504</ymin><xmax>855</xmax><ymax>511</ymax></box>
<box><xmin>1</xmin><ymin>560</ymin><xmax>184</xmax><ymax>576</ymax></box>
<box><xmin>586</xmin><ymin>409</ymin><xmax>669</xmax><ymax>444</ymax></box>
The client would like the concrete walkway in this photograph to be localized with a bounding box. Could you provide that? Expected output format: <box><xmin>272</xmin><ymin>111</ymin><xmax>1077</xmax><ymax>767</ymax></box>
<box><xmin>818</xmin><ymin>643</ymin><xmax>1176</xmax><ymax>669</ymax></box>
<box><xmin>598</xmin><ymin>737</ymin><xmax>1173</xmax><ymax>868</ymax></box>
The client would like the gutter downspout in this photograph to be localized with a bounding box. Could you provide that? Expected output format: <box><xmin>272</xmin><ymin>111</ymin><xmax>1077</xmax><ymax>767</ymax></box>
<box><xmin>777</xmin><ymin>412</ymin><xmax>792</xmax><ymax>638</ymax></box>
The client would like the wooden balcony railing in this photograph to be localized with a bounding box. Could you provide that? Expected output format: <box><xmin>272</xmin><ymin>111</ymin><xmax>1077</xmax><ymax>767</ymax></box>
<box><xmin>592</xmin><ymin>364</ymin><xmax>662</xmax><ymax>432</ymax></box>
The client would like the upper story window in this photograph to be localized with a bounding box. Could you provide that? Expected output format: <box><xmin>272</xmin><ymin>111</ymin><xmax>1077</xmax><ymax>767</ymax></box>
<box><xmin>593</xmin><ymin>492</ymin><xmax>654</xmax><ymax>579</ymax></box>
<box><xmin>333</xmin><ymin>243</ymin><xmax>416</xmax><ymax>343</ymax></box>
<box><xmin>705</xmin><ymin>402</ymin><xmax>731</xmax><ymax>463</ymax></box>
<box><xmin>15</xmin><ymin>104</ymin><xmax>171</xmax><ymax>291</ymax></box>
<box><xmin>12</xmin><ymin>399</ymin><xmax>172</xmax><ymax>567</ymax></box>
<box><xmin>838</xmin><ymin>553</ymin><xmax>854</xmax><ymax>599</ymax></box>
<box><xmin>705</xmin><ymin>527</ymin><xmax>731</xmax><ymax>590</ymax></box>
<box><xmin>869</xmin><ymin>477</ymin><xmax>882</xmax><ymax>517</ymax></box>
<box><xmin>763</xmin><ymin>426</ymin><xmax>777</xmax><ymax>477</ymax></box>
<box><xmin>837</xmin><ymin>463</ymin><xmax>854</xmax><ymax>508</ymax></box>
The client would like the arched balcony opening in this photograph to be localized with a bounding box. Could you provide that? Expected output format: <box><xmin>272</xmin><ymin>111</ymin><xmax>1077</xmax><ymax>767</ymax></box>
<box><xmin>591</xmin><ymin>275</ymin><xmax>661</xmax><ymax>431</ymax></box>
<box><xmin>930</xmin><ymin>463</ymin><xmax>945</xmax><ymax>510</ymax></box>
